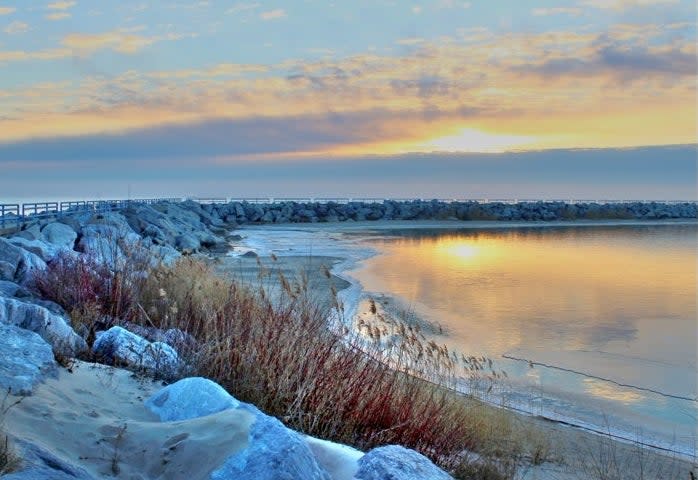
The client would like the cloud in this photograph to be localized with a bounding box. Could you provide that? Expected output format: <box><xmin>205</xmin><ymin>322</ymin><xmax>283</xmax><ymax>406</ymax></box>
<box><xmin>437</xmin><ymin>0</ymin><xmax>471</xmax><ymax>8</ymax></box>
<box><xmin>46</xmin><ymin>12</ymin><xmax>70</xmax><ymax>20</ymax></box>
<box><xmin>226</xmin><ymin>2</ymin><xmax>260</xmax><ymax>15</ymax></box>
<box><xmin>260</xmin><ymin>9</ymin><xmax>285</xmax><ymax>20</ymax></box>
<box><xmin>411</xmin><ymin>6</ymin><xmax>422</xmax><ymax>14</ymax></box>
<box><xmin>396</xmin><ymin>37</ymin><xmax>425</xmax><ymax>46</ymax></box>
<box><xmin>0</xmin><ymin>139</ymin><xmax>694</xmax><ymax>201</ymax></box>
<box><xmin>580</xmin><ymin>0</ymin><xmax>679</xmax><ymax>10</ymax></box>
<box><xmin>0</xmin><ymin>6</ymin><xmax>15</xmax><ymax>15</ymax></box>
<box><xmin>47</xmin><ymin>1</ymin><xmax>76</xmax><ymax>10</ymax></box>
<box><xmin>0</xmin><ymin>21</ymin><xmax>694</xmax><ymax>152</ymax></box>
<box><xmin>513</xmin><ymin>43</ymin><xmax>696</xmax><ymax>79</ymax></box>
<box><xmin>3</xmin><ymin>20</ymin><xmax>28</xmax><ymax>34</ymax></box>
<box><xmin>0</xmin><ymin>48</ymin><xmax>70</xmax><ymax>61</ymax></box>
<box><xmin>146</xmin><ymin>62</ymin><xmax>268</xmax><ymax>79</ymax></box>
<box><xmin>532</xmin><ymin>7</ymin><xmax>582</xmax><ymax>16</ymax></box>
<box><xmin>61</xmin><ymin>30</ymin><xmax>197</xmax><ymax>55</ymax></box>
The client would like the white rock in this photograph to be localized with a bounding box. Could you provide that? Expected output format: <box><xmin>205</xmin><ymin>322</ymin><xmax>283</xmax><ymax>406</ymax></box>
<box><xmin>8</xmin><ymin>237</ymin><xmax>60</xmax><ymax>262</ymax></box>
<box><xmin>145</xmin><ymin>377</ymin><xmax>240</xmax><ymax>422</ymax></box>
<box><xmin>305</xmin><ymin>436</ymin><xmax>363</xmax><ymax>480</ymax></box>
<box><xmin>0</xmin><ymin>296</ymin><xmax>86</xmax><ymax>356</ymax></box>
<box><xmin>0</xmin><ymin>323</ymin><xmax>57</xmax><ymax>395</ymax></box>
<box><xmin>211</xmin><ymin>414</ymin><xmax>331</xmax><ymax>480</ymax></box>
<box><xmin>355</xmin><ymin>445</ymin><xmax>453</xmax><ymax>480</ymax></box>
<box><xmin>93</xmin><ymin>326</ymin><xmax>179</xmax><ymax>377</ymax></box>
<box><xmin>40</xmin><ymin>222</ymin><xmax>78</xmax><ymax>250</ymax></box>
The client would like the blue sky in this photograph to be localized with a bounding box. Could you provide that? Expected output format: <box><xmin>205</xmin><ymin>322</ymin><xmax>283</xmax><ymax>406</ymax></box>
<box><xmin>0</xmin><ymin>0</ymin><xmax>696</xmax><ymax>200</ymax></box>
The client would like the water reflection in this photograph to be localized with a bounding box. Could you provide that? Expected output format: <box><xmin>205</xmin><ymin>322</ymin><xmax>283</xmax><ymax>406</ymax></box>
<box><xmin>351</xmin><ymin>224</ymin><xmax>697</xmax><ymax>401</ymax></box>
<box><xmin>583</xmin><ymin>378</ymin><xmax>645</xmax><ymax>405</ymax></box>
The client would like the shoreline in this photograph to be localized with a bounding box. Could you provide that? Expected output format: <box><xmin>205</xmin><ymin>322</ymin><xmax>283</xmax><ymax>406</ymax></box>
<box><xmin>227</xmin><ymin>220</ymin><xmax>697</xmax><ymax>475</ymax></box>
<box><xmin>216</xmin><ymin>251</ymin><xmax>697</xmax><ymax>477</ymax></box>
<box><xmin>1</xmin><ymin>204</ymin><xmax>695</xmax><ymax>478</ymax></box>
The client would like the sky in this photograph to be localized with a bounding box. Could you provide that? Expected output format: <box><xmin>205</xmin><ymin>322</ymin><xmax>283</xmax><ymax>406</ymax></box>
<box><xmin>0</xmin><ymin>0</ymin><xmax>696</xmax><ymax>200</ymax></box>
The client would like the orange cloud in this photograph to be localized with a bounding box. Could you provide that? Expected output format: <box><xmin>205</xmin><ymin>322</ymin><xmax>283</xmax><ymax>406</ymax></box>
<box><xmin>0</xmin><ymin>23</ymin><xmax>694</xmax><ymax>154</ymax></box>
<box><xmin>61</xmin><ymin>30</ymin><xmax>197</xmax><ymax>55</ymax></box>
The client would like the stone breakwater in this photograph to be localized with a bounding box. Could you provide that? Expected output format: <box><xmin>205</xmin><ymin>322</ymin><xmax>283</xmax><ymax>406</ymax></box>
<box><xmin>184</xmin><ymin>199</ymin><xmax>697</xmax><ymax>224</ymax></box>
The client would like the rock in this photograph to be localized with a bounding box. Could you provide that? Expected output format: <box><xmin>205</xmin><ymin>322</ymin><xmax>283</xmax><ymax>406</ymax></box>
<box><xmin>142</xmin><ymin>223</ymin><xmax>167</xmax><ymax>244</ymax></box>
<box><xmin>15</xmin><ymin>249</ymin><xmax>47</xmax><ymax>285</ymax></box>
<box><xmin>40</xmin><ymin>222</ymin><xmax>77</xmax><ymax>250</ymax></box>
<box><xmin>92</xmin><ymin>326</ymin><xmax>179</xmax><ymax>377</ymax></box>
<box><xmin>0</xmin><ymin>261</ymin><xmax>16</xmax><ymax>282</ymax></box>
<box><xmin>240</xmin><ymin>250</ymin><xmax>258</xmax><ymax>258</ymax></box>
<box><xmin>16</xmin><ymin>224</ymin><xmax>42</xmax><ymax>241</ymax></box>
<box><xmin>7</xmin><ymin>237</ymin><xmax>60</xmax><ymax>263</ymax></box>
<box><xmin>121</xmin><ymin>322</ymin><xmax>195</xmax><ymax>352</ymax></box>
<box><xmin>211</xmin><ymin>414</ymin><xmax>331</xmax><ymax>480</ymax></box>
<box><xmin>196</xmin><ymin>232</ymin><xmax>226</xmax><ymax>250</ymax></box>
<box><xmin>86</xmin><ymin>212</ymin><xmax>134</xmax><ymax>233</ymax></box>
<box><xmin>0</xmin><ymin>323</ymin><xmax>57</xmax><ymax>395</ymax></box>
<box><xmin>305</xmin><ymin>436</ymin><xmax>363</xmax><ymax>480</ymax></box>
<box><xmin>175</xmin><ymin>234</ymin><xmax>200</xmax><ymax>253</ymax></box>
<box><xmin>2</xmin><ymin>439</ymin><xmax>95</xmax><ymax>480</ymax></box>
<box><xmin>145</xmin><ymin>377</ymin><xmax>240</xmax><ymax>422</ymax></box>
<box><xmin>0</xmin><ymin>280</ymin><xmax>25</xmax><ymax>297</ymax></box>
<box><xmin>76</xmin><ymin>228</ymin><xmax>127</xmax><ymax>269</ymax></box>
<box><xmin>355</xmin><ymin>445</ymin><xmax>453</xmax><ymax>480</ymax></box>
<box><xmin>0</xmin><ymin>237</ymin><xmax>46</xmax><ymax>284</ymax></box>
<box><xmin>149</xmin><ymin>244</ymin><xmax>181</xmax><ymax>266</ymax></box>
<box><xmin>0</xmin><ymin>296</ymin><xmax>86</xmax><ymax>357</ymax></box>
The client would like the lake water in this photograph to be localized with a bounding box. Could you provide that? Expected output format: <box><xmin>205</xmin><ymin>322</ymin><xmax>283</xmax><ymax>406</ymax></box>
<box><xmin>237</xmin><ymin>221</ymin><xmax>698</xmax><ymax>456</ymax></box>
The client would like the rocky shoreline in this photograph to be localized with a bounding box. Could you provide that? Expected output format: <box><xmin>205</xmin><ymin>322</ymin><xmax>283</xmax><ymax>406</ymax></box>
<box><xmin>0</xmin><ymin>200</ymin><xmax>459</xmax><ymax>479</ymax></box>
<box><xmin>0</xmin><ymin>200</ymin><xmax>695</xmax><ymax>479</ymax></box>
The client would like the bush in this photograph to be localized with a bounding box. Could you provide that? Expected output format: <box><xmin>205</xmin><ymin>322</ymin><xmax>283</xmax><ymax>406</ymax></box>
<box><xmin>35</xmin><ymin>252</ymin><xmax>534</xmax><ymax>477</ymax></box>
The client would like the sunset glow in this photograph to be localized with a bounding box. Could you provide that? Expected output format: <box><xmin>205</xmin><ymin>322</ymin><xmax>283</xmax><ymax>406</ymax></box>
<box><xmin>0</xmin><ymin>0</ymin><xmax>695</xmax><ymax>199</ymax></box>
<box><xmin>424</xmin><ymin>128</ymin><xmax>538</xmax><ymax>153</ymax></box>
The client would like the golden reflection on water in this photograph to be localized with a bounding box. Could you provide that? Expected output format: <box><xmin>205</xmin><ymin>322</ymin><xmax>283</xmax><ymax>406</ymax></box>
<box><xmin>353</xmin><ymin>226</ymin><xmax>697</xmax><ymax>364</ymax></box>
<box><xmin>582</xmin><ymin>378</ymin><xmax>645</xmax><ymax>404</ymax></box>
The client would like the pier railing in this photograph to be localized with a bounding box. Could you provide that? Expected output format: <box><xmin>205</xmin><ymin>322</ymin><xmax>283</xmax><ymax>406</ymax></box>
<box><xmin>2</xmin><ymin>196</ymin><xmax>696</xmax><ymax>228</ymax></box>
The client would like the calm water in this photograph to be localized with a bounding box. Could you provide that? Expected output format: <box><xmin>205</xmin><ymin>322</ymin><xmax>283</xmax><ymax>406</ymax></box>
<box><xmin>348</xmin><ymin>224</ymin><xmax>697</xmax><ymax>454</ymax></box>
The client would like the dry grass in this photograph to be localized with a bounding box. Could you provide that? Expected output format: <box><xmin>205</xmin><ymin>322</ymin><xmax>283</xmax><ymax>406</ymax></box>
<box><xmin>0</xmin><ymin>392</ymin><xmax>22</xmax><ymax>475</ymax></box>
<box><xmin>34</xmin><ymin>253</ymin><xmax>543</xmax><ymax>478</ymax></box>
<box><xmin>575</xmin><ymin>428</ymin><xmax>691</xmax><ymax>480</ymax></box>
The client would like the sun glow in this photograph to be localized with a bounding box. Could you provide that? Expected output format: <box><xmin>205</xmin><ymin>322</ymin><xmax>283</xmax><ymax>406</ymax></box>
<box><xmin>424</xmin><ymin>128</ymin><xmax>538</xmax><ymax>153</ymax></box>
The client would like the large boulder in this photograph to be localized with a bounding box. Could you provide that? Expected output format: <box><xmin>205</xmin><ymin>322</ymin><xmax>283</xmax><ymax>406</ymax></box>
<box><xmin>92</xmin><ymin>326</ymin><xmax>179</xmax><ymax>377</ymax></box>
<box><xmin>0</xmin><ymin>296</ymin><xmax>86</xmax><ymax>356</ymax></box>
<box><xmin>7</xmin><ymin>237</ymin><xmax>60</xmax><ymax>263</ymax></box>
<box><xmin>175</xmin><ymin>234</ymin><xmax>201</xmax><ymax>253</ymax></box>
<box><xmin>16</xmin><ymin>223</ymin><xmax>42</xmax><ymax>241</ymax></box>
<box><xmin>0</xmin><ymin>237</ymin><xmax>46</xmax><ymax>284</ymax></box>
<box><xmin>40</xmin><ymin>222</ymin><xmax>78</xmax><ymax>250</ymax></box>
<box><xmin>0</xmin><ymin>323</ymin><xmax>57</xmax><ymax>395</ymax></box>
<box><xmin>85</xmin><ymin>212</ymin><xmax>134</xmax><ymax>233</ymax></box>
<box><xmin>145</xmin><ymin>377</ymin><xmax>240</xmax><ymax>422</ymax></box>
<box><xmin>81</xmin><ymin>234</ymin><xmax>120</xmax><ymax>262</ymax></box>
<box><xmin>149</xmin><ymin>244</ymin><xmax>181</xmax><ymax>266</ymax></box>
<box><xmin>77</xmin><ymin>223</ymin><xmax>141</xmax><ymax>269</ymax></box>
<box><xmin>0</xmin><ymin>280</ymin><xmax>25</xmax><ymax>297</ymax></box>
<box><xmin>355</xmin><ymin>445</ymin><xmax>453</xmax><ymax>480</ymax></box>
<box><xmin>305</xmin><ymin>437</ymin><xmax>363</xmax><ymax>480</ymax></box>
<box><xmin>211</xmin><ymin>414</ymin><xmax>331</xmax><ymax>480</ymax></box>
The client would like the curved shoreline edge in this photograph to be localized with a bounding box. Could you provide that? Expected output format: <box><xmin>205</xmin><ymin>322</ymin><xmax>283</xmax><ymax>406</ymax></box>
<box><xmin>234</xmin><ymin>220</ymin><xmax>698</xmax><ymax>462</ymax></box>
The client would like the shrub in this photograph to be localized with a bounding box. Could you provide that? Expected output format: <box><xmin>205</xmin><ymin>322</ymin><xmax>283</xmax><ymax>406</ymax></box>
<box><xmin>35</xmin><ymin>251</ymin><xmax>532</xmax><ymax>477</ymax></box>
